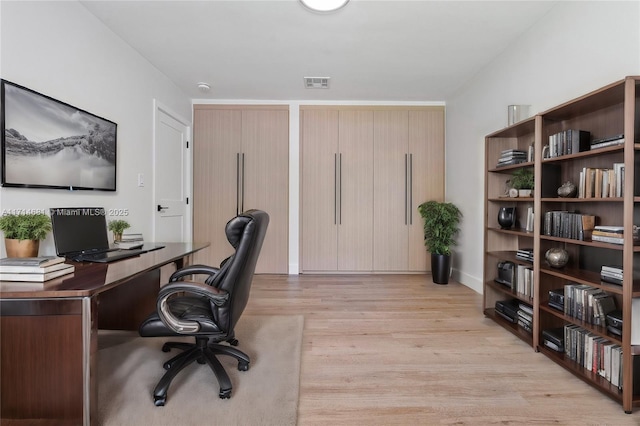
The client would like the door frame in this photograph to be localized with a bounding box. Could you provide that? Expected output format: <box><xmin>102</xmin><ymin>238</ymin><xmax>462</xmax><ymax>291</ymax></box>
<box><xmin>152</xmin><ymin>99</ymin><xmax>193</xmax><ymax>242</ymax></box>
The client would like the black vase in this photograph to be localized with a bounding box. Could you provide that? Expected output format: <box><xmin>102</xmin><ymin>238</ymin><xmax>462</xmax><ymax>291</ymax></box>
<box><xmin>497</xmin><ymin>207</ymin><xmax>516</xmax><ymax>229</ymax></box>
<box><xmin>431</xmin><ymin>253</ymin><xmax>451</xmax><ymax>285</ymax></box>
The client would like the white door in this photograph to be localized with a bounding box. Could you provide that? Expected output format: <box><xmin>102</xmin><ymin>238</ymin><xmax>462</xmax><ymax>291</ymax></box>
<box><xmin>153</xmin><ymin>101</ymin><xmax>191</xmax><ymax>242</ymax></box>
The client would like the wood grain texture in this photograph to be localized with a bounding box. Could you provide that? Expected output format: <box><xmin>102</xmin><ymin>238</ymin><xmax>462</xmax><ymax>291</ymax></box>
<box><xmin>244</xmin><ymin>274</ymin><xmax>640</xmax><ymax>424</ymax></box>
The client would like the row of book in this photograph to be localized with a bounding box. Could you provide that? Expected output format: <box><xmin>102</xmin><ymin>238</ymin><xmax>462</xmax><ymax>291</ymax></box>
<box><xmin>547</xmin><ymin>129</ymin><xmax>590</xmax><ymax>158</ymax></box>
<box><xmin>563</xmin><ymin>325</ymin><xmax>624</xmax><ymax>389</ymax></box>
<box><xmin>542</xmin><ymin>211</ymin><xmax>595</xmax><ymax>241</ymax></box>
<box><xmin>600</xmin><ymin>264</ymin><xmax>623</xmax><ymax>286</ymax></box>
<box><xmin>496</xmin><ymin>149</ymin><xmax>527</xmax><ymax>167</ymax></box>
<box><xmin>577</xmin><ymin>164</ymin><xmax>624</xmax><ymax>198</ymax></box>
<box><xmin>562</xmin><ymin>283</ymin><xmax>617</xmax><ymax>326</ymax></box>
<box><xmin>0</xmin><ymin>256</ymin><xmax>74</xmax><ymax>282</ymax></box>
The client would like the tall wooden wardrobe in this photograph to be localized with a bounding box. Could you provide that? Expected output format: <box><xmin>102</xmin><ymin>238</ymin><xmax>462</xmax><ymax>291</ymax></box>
<box><xmin>300</xmin><ymin>106</ymin><xmax>444</xmax><ymax>273</ymax></box>
<box><xmin>192</xmin><ymin>105</ymin><xmax>289</xmax><ymax>273</ymax></box>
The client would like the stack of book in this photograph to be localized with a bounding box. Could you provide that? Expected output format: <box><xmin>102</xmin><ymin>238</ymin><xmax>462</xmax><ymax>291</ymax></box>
<box><xmin>115</xmin><ymin>232</ymin><xmax>144</xmax><ymax>249</ymax></box>
<box><xmin>591</xmin><ymin>225</ymin><xmax>639</xmax><ymax>245</ymax></box>
<box><xmin>496</xmin><ymin>149</ymin><xmax>527</xmax><ymax>167</ymax></box>
<box><xmin>517</xmin><ymin>302</ymin><xmax>533</xmax><ymax>334</ymax></box>
<box><xmin>590</xmin><ymin>134</ymin><xmax>624</xmax><ymax>150</ymax></box>
<box><xmin>601</xmin><ymin>265</ymin><xmax>623</xmax><ymax>286</ymax></box>
<box><xmin>515</xmin><ymin>248</ymin><xmax>533</xmax><ymax>263</ymax></box>
<box><xmin>0</xmin><ymin>256</ymin><xmax>74</xmax><ymax>282</ymax></box>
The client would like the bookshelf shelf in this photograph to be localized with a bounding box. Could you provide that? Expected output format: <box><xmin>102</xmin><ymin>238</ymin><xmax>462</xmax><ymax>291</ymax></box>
<box><xmin>484</xmin><ymin>76</ymin><xmax>640</xmax><ymax>413</ymax></box>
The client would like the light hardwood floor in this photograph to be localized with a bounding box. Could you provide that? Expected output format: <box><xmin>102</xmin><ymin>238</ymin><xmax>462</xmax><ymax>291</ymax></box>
<box><xmin>244</xmin><ymin>274</ymin><xmax>639</xmax><ymax>425</ymax></box>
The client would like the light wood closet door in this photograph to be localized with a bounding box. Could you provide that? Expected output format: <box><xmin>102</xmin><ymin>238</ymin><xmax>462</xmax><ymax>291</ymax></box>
<box><xmin>408</xmin><ymin>108</ymin><xmax>445</xmax><ymax>271</ymax></box>
<box><xmin>373</xmin><ymin>110</ymin><xmax>409</xmax><ymax>271</ymax></box>
<box><xmin>242</xmin><ymin>109</ymin><xmax>289</xmax><ymax>273</ymax></box>
<box><xmin>193</xmin><ymin>108</ymin><xmax>242</xmax><ymax>266</ymax></box>
<box><xmin>193</xmin><ymin>106</ymin><xmax>289</xmax><ymax>274</ymax></box>
<box><xmin>300</xmin><ymin>109</ymin><xmax>339</xmax><ymax>271</ymax></box>
<box><xmin>338</xmin><ymin>110</ymin><xmax>374</xmax><ymax>271</ymax></box>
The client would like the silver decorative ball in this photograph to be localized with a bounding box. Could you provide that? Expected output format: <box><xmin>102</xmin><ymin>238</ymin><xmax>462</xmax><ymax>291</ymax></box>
<box><xmin>557</xmin><ymin>181</ymin><xmax>577</xmax><ymax>198</ymax></box>
<box><xmin>545</xmin><ymin>248</ymin><xmax>569</xmax><ymax>268</ymax></box>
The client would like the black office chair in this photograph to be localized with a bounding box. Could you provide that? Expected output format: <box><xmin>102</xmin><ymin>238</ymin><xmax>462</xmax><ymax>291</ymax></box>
<box><xmin>139</xmin><ymin>210</ymin><xmax>269</xmax><ymax>406</ymax></box>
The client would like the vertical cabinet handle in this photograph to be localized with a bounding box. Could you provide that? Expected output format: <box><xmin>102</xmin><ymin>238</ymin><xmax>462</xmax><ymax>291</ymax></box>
<box><xmin>241</xmin><ymin>153</ymin><xmax>245</xmax><ymax>213</ymax></box>
<box><xmin>236</xmin><ymin>153</ymin><xmax>240</xmax><ymax>216</ymax></box>
<box><xmin>409</xmin><ymin>153</ymin><xmax>413</xmax><ymax>225</ymax></box>
<box><xmin>339</xmin><ymin>153</ymin><xmax>343</xmax><ymax>225</ymax></box>
<box><xmin>334</xmin><ymin>153</ymin><xmax>338</xmax><ymax>225</ymax></box>
<box><xmin>404</xmin><ymin>154</ymin><xmax>408</xmax><ymax>225</ymax></box>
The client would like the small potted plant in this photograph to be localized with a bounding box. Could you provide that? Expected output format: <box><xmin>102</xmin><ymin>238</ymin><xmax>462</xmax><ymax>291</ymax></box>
<box><xmin>0</xmin><ymin>213</ymin><xmax>52</xmax><ymax>257</ymax></box>
<box><xmin>108</xmin><ymin>219</ymin><xmax>130</xmax><ymax>242</ymax></box>
<box><xmin>509</xmin><ymin>168</ymin><xmax>534</xmax><ymax>197</ymax></box>
<box><xmin>417</xmin><ymin>200</ymin><xmax>462</xmax><ymax>285</ymax></box>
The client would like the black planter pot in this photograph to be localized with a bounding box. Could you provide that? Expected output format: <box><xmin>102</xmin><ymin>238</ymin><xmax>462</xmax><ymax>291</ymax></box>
<box><xmin>431</xmin><ymin>253</ymin><xmax>451</xmax><ymax>285</ymax></box>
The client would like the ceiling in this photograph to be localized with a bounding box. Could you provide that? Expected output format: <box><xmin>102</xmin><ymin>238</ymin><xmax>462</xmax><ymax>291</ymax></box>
<box><xmin>80</xmin><ymin>0</ymin><xmax>558</xmax><ymax>102</ymax></box>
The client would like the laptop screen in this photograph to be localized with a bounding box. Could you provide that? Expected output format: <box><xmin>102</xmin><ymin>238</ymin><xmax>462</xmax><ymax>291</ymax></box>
<box><xmin>50</xmin><ymin>207</ymin><xmax>110</xmax><ymax>256</ymax></box>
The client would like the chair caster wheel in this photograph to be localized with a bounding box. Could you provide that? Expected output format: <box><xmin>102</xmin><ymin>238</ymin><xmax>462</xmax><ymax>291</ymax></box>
<box><xmin>238</xmin><ymin>361</ymin><xmax>250</xmax><ymax>371</ymax></box>
<box><xmin>161</xmin><ymin>344</ymin><xmax>171</xmax><ymax>353</ymax></box>
<box><xmin>219</xmin><ymin>389</ymin><xmax>232</xmax><ymax>399</ymax></box>
<box><xmin>154</xmin><ymin>395</ymin><xmax>166</xmax><ymax>406</ymax></box>
<box><xmin>197</xmin><ymin>356</ymin><xmax>206</xmax><ymax>365</ymax></box>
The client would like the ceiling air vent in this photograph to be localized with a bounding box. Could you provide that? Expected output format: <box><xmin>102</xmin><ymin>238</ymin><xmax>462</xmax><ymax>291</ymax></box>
<box><xmin>304</xmin><ymin>77</ymin><xmax>330</xmax><ymax>89</ymax></box>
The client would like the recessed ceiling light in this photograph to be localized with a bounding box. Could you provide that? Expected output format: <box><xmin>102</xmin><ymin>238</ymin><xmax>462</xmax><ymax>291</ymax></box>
<box><xmin>300</xmin><ymin>0</ymin><xmax>349</xmax><ymax>12</ymax></box>
<box><xmin>197</xmin><ymin>82</ymin><xmax>211</xmax><ymax>92</ymax></box>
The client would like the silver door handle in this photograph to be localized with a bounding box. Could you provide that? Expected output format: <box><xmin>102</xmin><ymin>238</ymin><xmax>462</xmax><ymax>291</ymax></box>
<box><xmin>339</xmin><ymin>153</ymin><xmax>342</xmax><ymax>225</ymax></box>
<box><xmin>334</xmin><ymin>153</ymin><xmax>338</xmax><ymax>225</ymax></box>
<box><xmin>241</xmin><ymin>153</ymin><xmax>245</xmax><ymax>213</ymax></box>
<box><xmin>404</xmin><ymin>154</ymin><xmax>408</xmax><ymax>225</ymax></box>
<box><xmin>409</xmin><ymin>153</ymin><xmax>413</xmax><ymax>225</ymax></box>
<box><xmin>236</xmin><ymin>153</ymin><xmax>240</xmax><ymax>216</ymax></box>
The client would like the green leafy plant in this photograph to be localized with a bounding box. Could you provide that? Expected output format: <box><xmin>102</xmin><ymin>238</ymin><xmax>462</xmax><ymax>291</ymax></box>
<box><xmin>509</xmin><ymin>168</ymin><xmax>534</xmax><ymax>190</ymax></box>
<box><xmin>0</xmin><ymin>213</ymin><xmax>52</xmax><ymax>240</ymax></box>
<box><xmin>417</xmin><ymin>201</ymin><xmax>462</xmax><ymax>256</ymax></box>
<box><xmin>108</xmin><ymin>219</ymin><xmax>130</xmax><ymax>235</ymax></box>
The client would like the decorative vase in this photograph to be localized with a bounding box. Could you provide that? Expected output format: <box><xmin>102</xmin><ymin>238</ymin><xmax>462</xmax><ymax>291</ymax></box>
<box><xmin>545</xmin><ymin>248</ymin><xmax>569</xmax><ymax>268</ymax></box>
<box><xmin>557</xmin><ymin>181</ymin><xmax>577</xmax><ymax>198</ymax></box>
<box><xmin>497</xmin><ymin>207</ymin><xmax>516</xmax><ymax>229</ymax></box>
<box><xmin>113</xmin><ymin>233</ymin><xmax>122</xmax><ymax>243</ymax></box>
<box><xmin>5</xmin><ymin>238</ymin><xmax>39</xmax><ymax>258</ymax></box>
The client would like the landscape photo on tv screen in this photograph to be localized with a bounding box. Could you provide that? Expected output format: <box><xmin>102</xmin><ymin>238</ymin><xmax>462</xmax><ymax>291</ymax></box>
<box><xmin>1</xmin><ymin>79</ymin><xmax>117</xmax><ymax>191</ymax></box>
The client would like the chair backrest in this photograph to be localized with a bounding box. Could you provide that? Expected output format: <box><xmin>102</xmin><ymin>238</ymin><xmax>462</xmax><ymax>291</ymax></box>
<box><xmin>211</xmin><ymin>209</ymin><xmax>269</xmax><ymax>333</ymax></box>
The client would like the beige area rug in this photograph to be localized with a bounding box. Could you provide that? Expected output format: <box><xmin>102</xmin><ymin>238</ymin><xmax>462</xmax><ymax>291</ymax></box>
<box><xmin>97</xmin><ymin>315</ymin><xmax>303</xmax><ymax>426</ymax></box>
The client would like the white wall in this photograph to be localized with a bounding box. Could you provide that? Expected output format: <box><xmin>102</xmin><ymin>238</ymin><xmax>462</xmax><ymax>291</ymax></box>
<box><xmin>447</xmin><ymin>1</ymin><xmax>640</xmax><ymax>293</ymax></box>
<box><xmin>0</xmin><ymin>1</ymin><xmax>191</xmax><ymax>257</ymax></box>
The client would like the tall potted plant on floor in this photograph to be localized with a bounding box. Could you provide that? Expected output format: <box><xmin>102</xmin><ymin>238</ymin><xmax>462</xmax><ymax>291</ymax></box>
<box><xmin>417</xmin><ymin>200</ymin><xmax>462</xmax><ymax>284</ymax></box>
<box><xmin>0</xmin><ymin>212</ymin><xmax>52</xmax><ymax>258</ymax></box>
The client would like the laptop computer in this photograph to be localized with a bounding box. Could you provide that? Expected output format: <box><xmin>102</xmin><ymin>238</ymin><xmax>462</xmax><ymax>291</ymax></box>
<box><xmin>50</xmin><ymin>207</ymin><xmax>145</xmax><ymax>263</ymax></box>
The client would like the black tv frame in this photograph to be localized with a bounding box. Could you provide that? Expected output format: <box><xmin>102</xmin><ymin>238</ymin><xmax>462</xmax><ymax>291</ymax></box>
<box><xmin>1</xmin><ymin>79</ymin><xmax>117</xmax><ymax>191</ymax></box>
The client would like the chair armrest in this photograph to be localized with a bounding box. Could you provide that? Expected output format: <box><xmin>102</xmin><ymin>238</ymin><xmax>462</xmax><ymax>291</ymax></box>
<box><xmin>157</xmin><ymin>281</ymin><xmax>229</xmax><ymax>333</ymax></box>
<box><xmin>169</xmin><ymin>264</ymin><xmax>221</xmax><ymax>282</ymax></box>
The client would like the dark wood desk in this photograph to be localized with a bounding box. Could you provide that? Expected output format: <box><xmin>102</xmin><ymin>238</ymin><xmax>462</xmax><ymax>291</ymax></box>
<box><xmin>0</xmin><ymin>242</ymin><xmax>208</xmax><ymax>426</ymax></box>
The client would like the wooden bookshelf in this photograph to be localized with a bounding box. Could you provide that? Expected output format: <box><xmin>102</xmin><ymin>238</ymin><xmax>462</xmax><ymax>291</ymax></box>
<box><xmin>483</xmin><ymin>76</ymin><xmax>640</xmax><ymax>413</ymax></box>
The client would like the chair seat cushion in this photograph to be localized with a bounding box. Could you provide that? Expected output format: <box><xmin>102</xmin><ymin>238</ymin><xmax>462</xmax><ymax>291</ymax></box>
<box><xmin>139</xmin><ymin>295</ymin><xmax>224</xmax><ymax>337</ymax></box>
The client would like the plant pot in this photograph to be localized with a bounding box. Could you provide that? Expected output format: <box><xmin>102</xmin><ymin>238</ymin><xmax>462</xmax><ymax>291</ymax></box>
<box><xmin>5</xmin><ymin>238</ymin><xmax>39</xmax><ymax>258</ymax></box>
<box><xmin>518</xmin><ymin>189</ymin><xmax>532</xmax><ymax>197</ymax></box>
<box><xmin>113</xmin><ymin>233</ymin><xmax>122</xmax><ymax>243</ymax></box>
<box><xmin>431</xmin><ymin>253</ymin><xmax>451</xmax><ymax>285</ymax></box>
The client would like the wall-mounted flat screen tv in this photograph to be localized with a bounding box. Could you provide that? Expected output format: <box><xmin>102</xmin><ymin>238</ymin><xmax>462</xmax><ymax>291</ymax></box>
<box><xmin>1</xmin><ymin>79</ymin><xmax>117</xmax><ymax>191</ymax></box>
